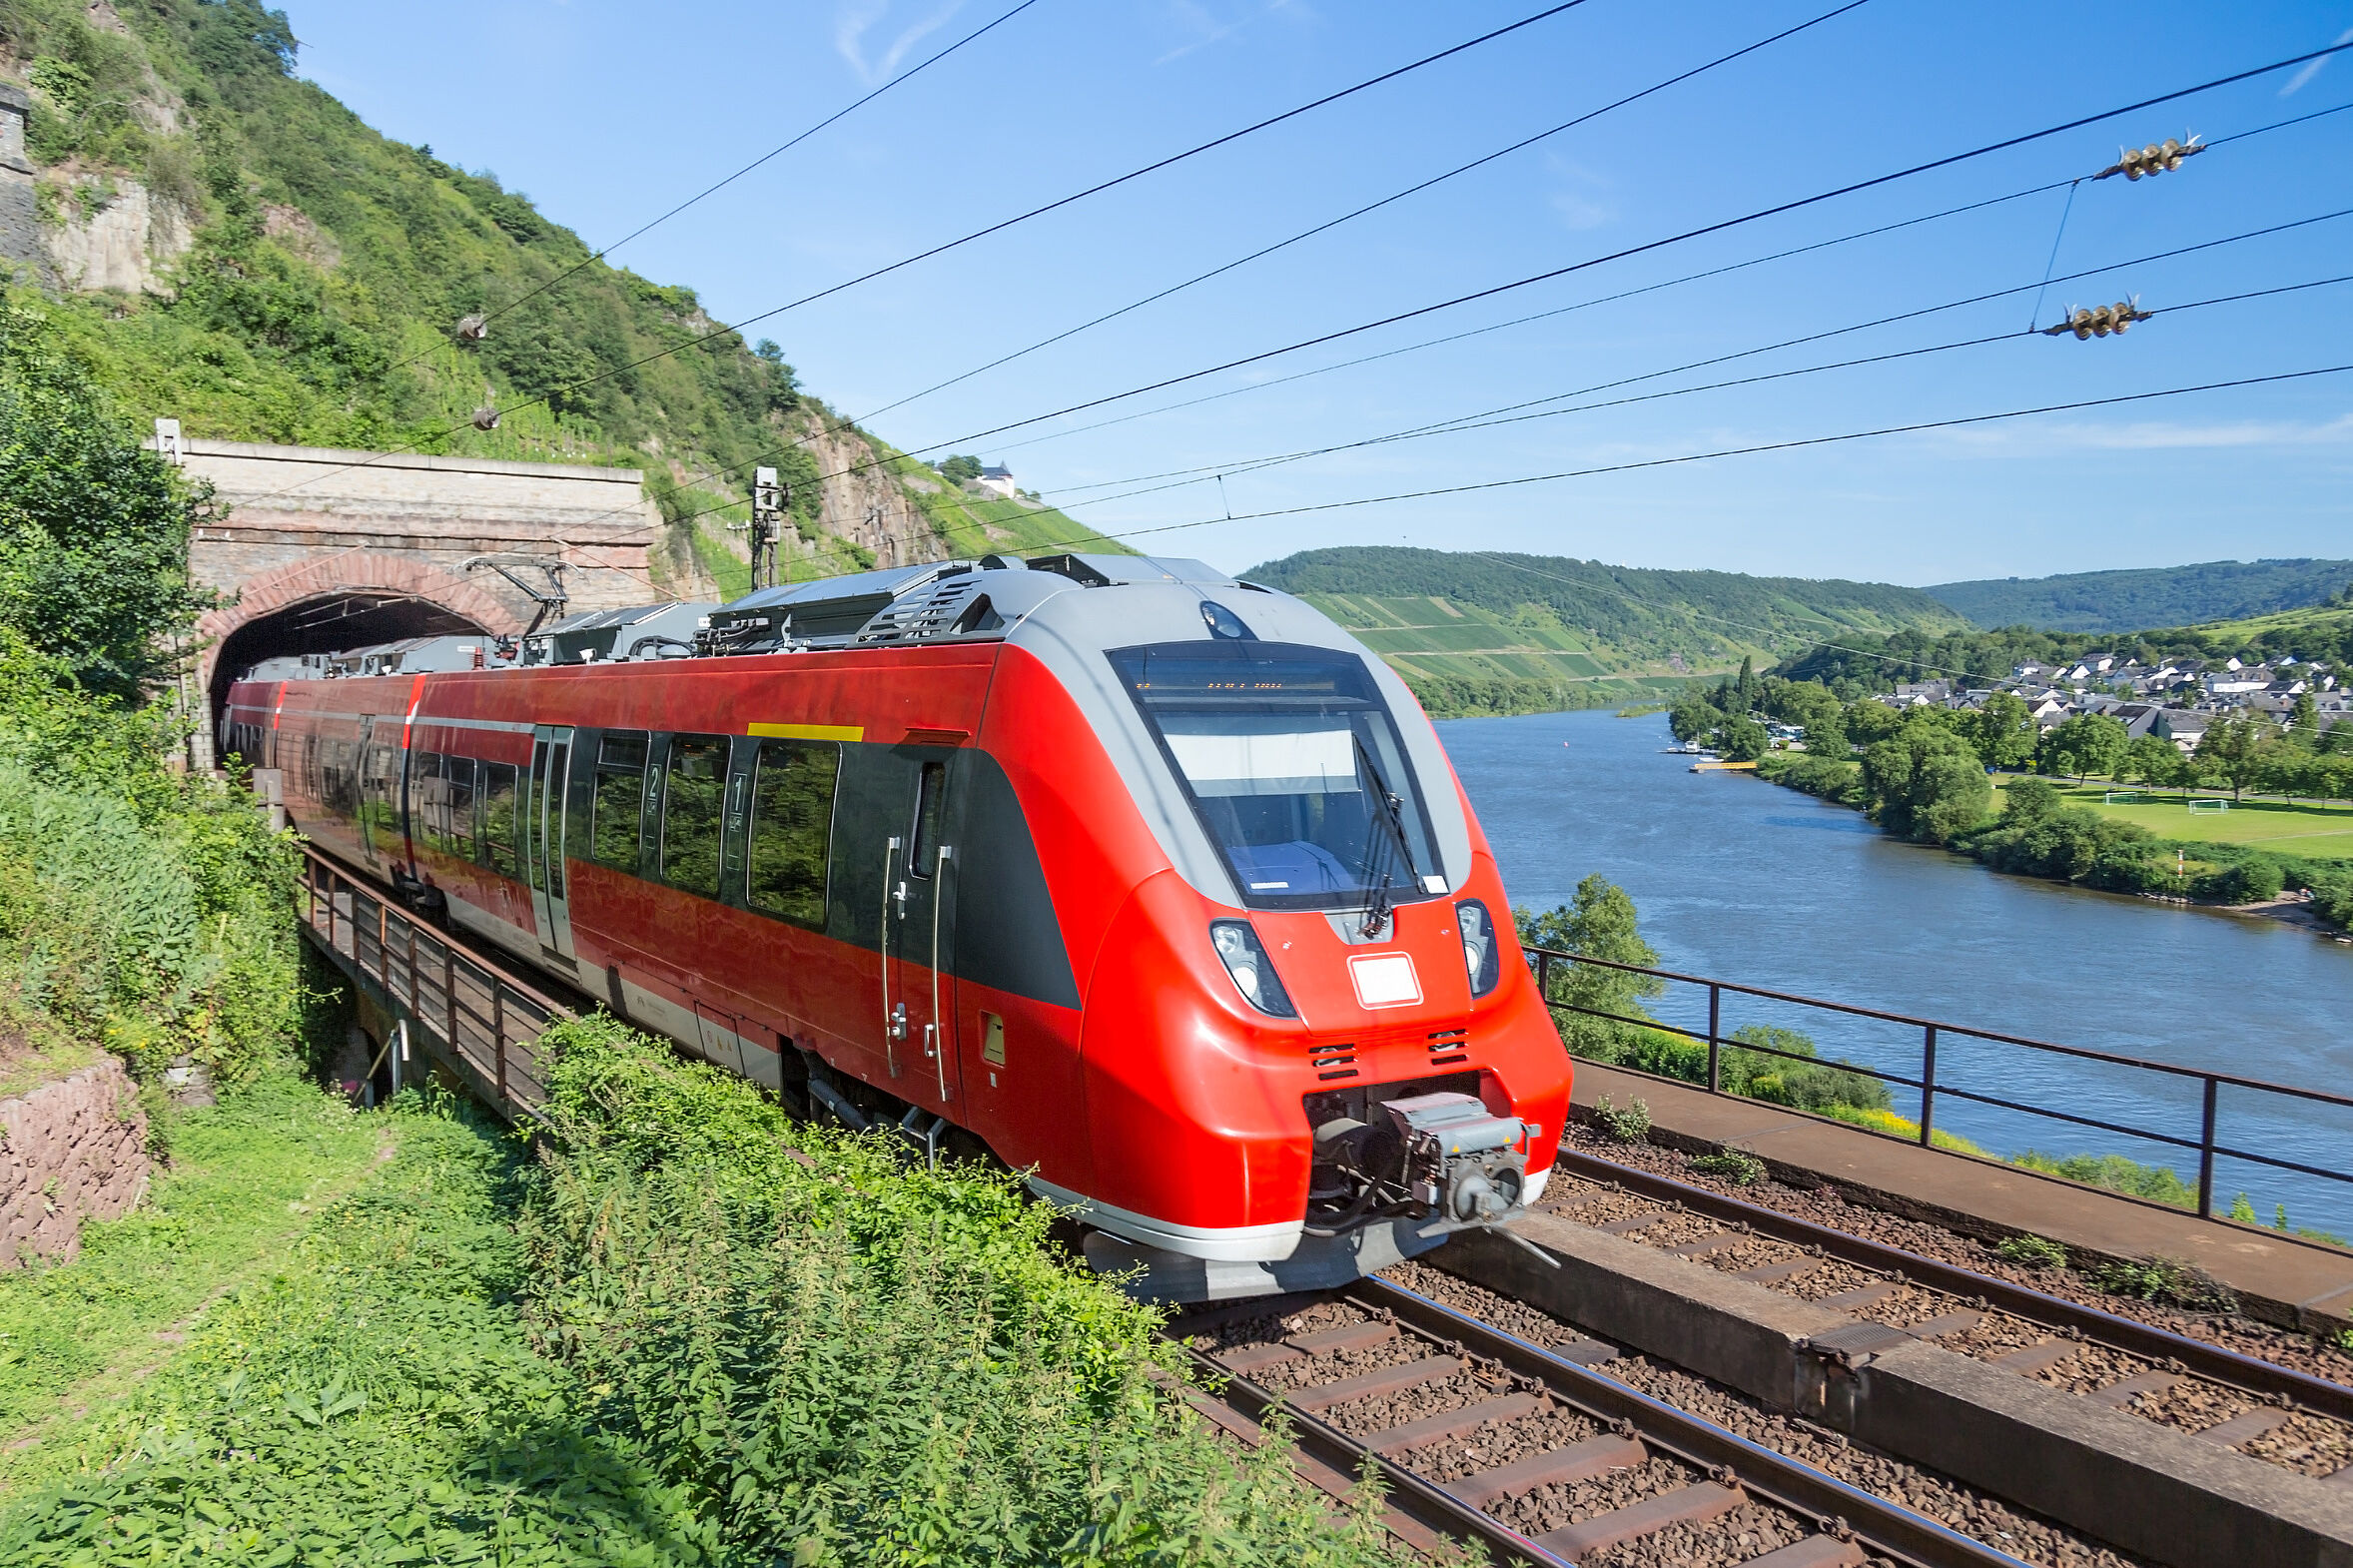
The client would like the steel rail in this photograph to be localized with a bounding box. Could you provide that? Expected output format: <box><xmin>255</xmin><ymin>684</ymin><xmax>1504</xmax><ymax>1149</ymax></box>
<box><xmin>1176</xmin><ymin>1279</ymin><xmax>2032</xmax><ymax>1568</ymax></box>
<box><xmin>1176</xmin><ymin>1339</ymin><xmax>1564</xmax><ymax>1565</ymax></box>
<box><xmin>1549</xmin><ymin>1147</ymin><xmax>2353</xmax><ymax>1424</ymax></box>
<box><xmin>1354</xmin><ymin>1278</ymin><xmax>2034</xmax><ymax>1568</ymax></box>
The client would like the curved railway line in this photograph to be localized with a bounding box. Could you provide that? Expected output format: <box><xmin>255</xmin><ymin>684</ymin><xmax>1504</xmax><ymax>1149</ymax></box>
<box><xmin>1175</xmin><ymin>1279</ymin><xmax>2038</xmax><ymax>1568</ymax></box>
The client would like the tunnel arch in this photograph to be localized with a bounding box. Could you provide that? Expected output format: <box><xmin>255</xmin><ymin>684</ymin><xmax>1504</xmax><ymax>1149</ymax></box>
<box><xmin>199</xmin><ymin>553</ymin><xmax>522</xmax><ymax>739</ymax></box>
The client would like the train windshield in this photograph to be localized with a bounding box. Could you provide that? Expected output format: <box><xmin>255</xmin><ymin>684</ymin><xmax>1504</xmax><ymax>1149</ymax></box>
<box><xmin>1110</xmin><ymin>641</ymin><xmax>1439</xmax><ymax>911</ymax></box>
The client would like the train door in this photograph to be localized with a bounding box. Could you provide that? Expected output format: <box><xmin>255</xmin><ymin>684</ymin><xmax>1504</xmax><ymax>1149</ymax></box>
<box><xmin>356</xmin><ymin>717</ymin><xmax>393</xmax><ymax>870</ymax></box>
<box><xmin>525</xmin><ymin>724</ymin><xmax>578</xmax><ymax>965</ymax></box>
<box><xmin>886</xmin><ymin>756</ymin><xmax>962</xmax><ymax>1110</ymax></box>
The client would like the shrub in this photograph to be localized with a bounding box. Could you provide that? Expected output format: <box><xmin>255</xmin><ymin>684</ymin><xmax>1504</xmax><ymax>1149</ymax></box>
<box><xmin>2091</xmin><ymin>1255</ymin><xmax>2238</xmax><ymax>1313</ymax></box>
<box><xmin>1588</xmin><ymin>1093</ymin><xmax>1651</xmax><ymax>1145</ymax></box>
<box><xmin>520</xmin><ymin>1016</ymin><xmax>1393</xmax><ymax>1567</ymax></box>
<box><xmin>2012</xmin><ymin>1151</ymin><xmax>2194</xmax><ymax>1209</ymax></box>
<box><xmin>1689</xmin><ymin>1149</ymin><xmax>1765</xmax><ymax>1185</ymax></box>
<box><xmin>1996</xmin><ymin>1233</ymin><xmax>2068</xmax><ymax>1269</ymax></box>
<box><xmin>1718</xmin><ymin>1023</ymin><xmax>1892</xmax><ymax>1114</ymax></box>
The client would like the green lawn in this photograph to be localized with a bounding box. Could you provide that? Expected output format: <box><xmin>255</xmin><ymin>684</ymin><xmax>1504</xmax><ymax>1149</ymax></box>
<box><xmin>0</xmin><ymin>1075</ymin><xmax>389</xmax><ymax>1484</ymax></box>
<box><xmin>1991</xmin><ymin>778</ymin><xmax>2353</xmax><ymax>858</ymax></box>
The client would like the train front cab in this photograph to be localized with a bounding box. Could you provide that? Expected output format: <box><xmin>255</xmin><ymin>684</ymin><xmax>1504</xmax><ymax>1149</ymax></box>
<box><xmin>993</xmin><ymin>579</ymin><xmax>1572</xmax><ymax>1301</ymax></box>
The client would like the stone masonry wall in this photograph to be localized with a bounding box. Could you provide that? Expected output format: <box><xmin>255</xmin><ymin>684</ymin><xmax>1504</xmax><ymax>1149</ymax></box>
<box><xmin>0</xmin><ymin>1058</ymin><xmax>148</xmax><ymax>1265</ymax></box>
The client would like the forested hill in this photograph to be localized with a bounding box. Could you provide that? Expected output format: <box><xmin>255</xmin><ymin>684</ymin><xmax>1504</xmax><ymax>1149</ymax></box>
<box><xmin>1925</xmin><ymin>559</ymin><xmax>2353</xmax><ymax>632</ymax></box>
<box><xmin>1243</xmin><ymin>546</ymin><xmax>1966</xmax><ymax>717</ymax></box>
<box><xmin>0</xmin><ymin>0</ymin><xmax>1101</xmax><ymax>594</ymax></box>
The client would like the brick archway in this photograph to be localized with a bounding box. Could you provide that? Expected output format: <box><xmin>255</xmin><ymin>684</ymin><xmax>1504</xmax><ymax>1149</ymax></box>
<box><xmin>197</xmin><ymin>551</ymin><xmax>523</xmax><ymax>698</ymax></box>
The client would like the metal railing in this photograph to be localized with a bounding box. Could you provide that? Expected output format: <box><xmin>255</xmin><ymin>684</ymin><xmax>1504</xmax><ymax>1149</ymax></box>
<box><xmin>300</xmin><ymin>848</ymin><xmax>566</xmax><ymax>1118</ymax></box>
<box><xmin>1527</xmin><ymin>946</ymin><xmax>2353</xmax><ymax>1226</ymax></box>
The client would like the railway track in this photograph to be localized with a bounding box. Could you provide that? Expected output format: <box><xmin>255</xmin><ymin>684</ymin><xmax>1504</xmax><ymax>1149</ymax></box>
<box><xmin>1173</xmin><ymin>1277</ymin><xmax>2036</xmax><ymax>1567</ymax></box>
<box><xmin>1544</xmin><ymin>1148</ymin><xmax>2353</xmax><ymax>1471</ymax></box>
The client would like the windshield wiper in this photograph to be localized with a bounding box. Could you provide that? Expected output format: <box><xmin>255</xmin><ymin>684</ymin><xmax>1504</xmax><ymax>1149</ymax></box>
<box><xmin>1353</xmin><ymin>737</ymin><xmax>1420</xmax><ymax>938</ymax></box>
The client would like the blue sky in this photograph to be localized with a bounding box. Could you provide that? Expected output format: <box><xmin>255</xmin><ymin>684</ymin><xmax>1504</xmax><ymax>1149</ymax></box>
<box><xmin>294</xmin><ymin>0</ymin><xmax>2353</xmax><ymax>587</ymax></box>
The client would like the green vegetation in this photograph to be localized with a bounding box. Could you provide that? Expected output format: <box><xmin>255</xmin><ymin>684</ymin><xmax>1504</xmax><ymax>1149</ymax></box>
<box><xmin>0</xmin><ymin>1024</ymin><xmax>1399</xmax><ymax>1563</ymax></box>
<box><xmin>2089</xmin><ymin>1255</ymin><xmax>2238</xmax><ymax>1313</ymax></box>
<box><xmin>0</xmin><ymin>0</ymin><xmax>1104</xmax><ymax>589</ymax></box>
<box><xmin>1776</xmin><ymin>606</ymin><xmax>2353</xmax><ymax>697</ymax></box>
<box><xmin>1995</xmin><ymin>1233</ymin><xmax>2068</xmax><ymax>1270</ymax></box>
<box><xmin>0</xmin><ymin>1076</ymin><xmax>384</xmax><ymax>1467</ymax></box>
<box><xmin>1587</xmin><ymin>1094</ymin><xmax>1651</xmax><ymax>1145</ymax></box>
<box><xmin>1925</xmin><ymin>558</ymin><xmax>2353</xmax><ymax>633</ymax></box>
<box><xmin>1989</xmin><ymin>779</ymin><xmax>2353</xmax><ymax>859</ymax></box>
<box><xmin>1688</xmin><ymin>1149</ymin><xmax>1765</xmax><ymax>1185</ymax></box>
<box><xmin>0</xmin><ymin>635</ymin><xmax>303</xmax><ymax>1085</ymax></box>
<box><xmin>1245</xmin><ymin>547</ymin><xmax>1964</xmax><ymax>717</ymax></box>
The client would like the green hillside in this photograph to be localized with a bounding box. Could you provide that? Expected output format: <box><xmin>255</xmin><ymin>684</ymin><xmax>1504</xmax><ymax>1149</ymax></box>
<box><xmin>1926</xmin><ymin>559</ymin><xmax>2353</xmax><ymax>632</ymax></box>
<box><xmin>1245</xmin><ymin>546</ymin><xmax>1967</xmax><ymax>717</ymax></box>
<box><xmin>1776</xmin><ymin>605</ymin><xmax>2353</xmax><ymax>694</ymax></box>
<box><xmin>0</xmin><ymin>0</ymin><xmax>1104</xmax><ymax>593</ymax></box>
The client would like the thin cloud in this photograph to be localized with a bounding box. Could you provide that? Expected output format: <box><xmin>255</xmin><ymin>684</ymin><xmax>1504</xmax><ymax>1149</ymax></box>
<box><xmin>1934</xmin><ymin>411</ymin><xmax>2353</xmax><ymax>453</ymax></box>
<box><xmin>835</xmin><ymin>0</ymin><xmax>966</xmax><ymax>85</ymax></box>
<box><xmin>2281</xmin><ymin>27</ymin><xmax>2353</xmax><ymax>96</ymax></box>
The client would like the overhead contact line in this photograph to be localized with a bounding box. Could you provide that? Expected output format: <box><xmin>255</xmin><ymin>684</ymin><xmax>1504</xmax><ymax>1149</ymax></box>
<box><xmin>1037</xmin><ymin>214</ymin><xmax>2353</xmax><ymax>508</ymax></box>
<box><xmin>628</xmin><ymin>47</ymin><xmax>2353</xmax><ymax>542</ymax></box>
<box><xmin>386</xmin><ymin>0</ymin><xmax>1054</xmax><ymax>378</ymax></box>
<box><xmin>258</xmin><ymin>0</ymin><xmax>1599</xmax><ymax>500</ymax></box>
<box><xmin>994</xmin><ymin>93</ymin><xmax>2353</xmax><ymax>464</ymax></box>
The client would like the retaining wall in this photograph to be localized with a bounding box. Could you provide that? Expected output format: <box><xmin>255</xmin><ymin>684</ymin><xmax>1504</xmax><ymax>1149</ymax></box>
<box><xmin>0</xmin><ymin>1059</ymin><xmax>149</xmax><ymax>1264</ymax></box>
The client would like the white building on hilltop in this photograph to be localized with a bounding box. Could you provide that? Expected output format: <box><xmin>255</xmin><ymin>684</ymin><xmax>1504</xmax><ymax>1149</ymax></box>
<box><xmin>974</xmin><ymin>464</ymin><xmax>1019</xmax><ymax>499</ymax></box>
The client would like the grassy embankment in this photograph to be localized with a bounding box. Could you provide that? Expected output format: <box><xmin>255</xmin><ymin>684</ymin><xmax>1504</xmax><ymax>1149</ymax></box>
<box><xmin>0</xmin><ymin>1022</ymin><xmax>1399</xmax><ymax>1565</ymax></box>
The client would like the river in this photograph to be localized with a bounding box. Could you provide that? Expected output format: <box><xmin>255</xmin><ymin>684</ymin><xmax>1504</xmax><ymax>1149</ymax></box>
<box><xmin>1441</xmin><ymin>707</ymin><xmax>2353</xmax><ymax>1235</ymax></box>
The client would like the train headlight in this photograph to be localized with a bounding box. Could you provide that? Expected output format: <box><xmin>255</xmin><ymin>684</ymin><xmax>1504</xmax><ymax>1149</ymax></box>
<box><xmin>1455</xmin><ymin>899</ymin><xmax>1501</xmax><ymax>998</ymax></box>
<box><xmin>1209</xmin><ymin>920</ymin><xmax>1297</xmax><ymax>1018</ymax></box>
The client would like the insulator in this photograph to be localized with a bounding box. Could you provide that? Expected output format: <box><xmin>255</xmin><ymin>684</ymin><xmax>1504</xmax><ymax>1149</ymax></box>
<box><xmin>2071</xmin><ymin>308</ymin><xmax>2095</xmax><ymax>340</ymax></box>
<box><xmin>471</xmin><ymin>404</ymin><xmax>501</xmax><ymax>430</ymax></box>
<box><xmin>2160</xmin><ymin>137</ymin><xmax>2184</xmax><ymax>169</ymax></box>
<box><xmin>455</xmin><ymin>314</ymin><xmax>487</xmax><ymax>343</ymax></box>
<box><xmin>2109</xmin><ymin>300</ymin><xmax>2133</xmax><ymax>335</ymax></box>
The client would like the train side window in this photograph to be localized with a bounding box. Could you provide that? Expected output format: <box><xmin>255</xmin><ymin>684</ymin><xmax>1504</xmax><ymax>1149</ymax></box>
<box><xmin>445</xmin><ymin>755</ymin><xmax>478</xmax><ymax>862</ymax></box>
<box><xmin>908</xmin><ymin>760</ymin><xmax>947</xmax><ymax>878</ymax></box>
<box><xmin>660</xmin><ymin>734</ymin><xmax>729</xmax><ymax>897</ymax></box>
<box><xmin>479</xmin><ymin>761</ymin><xmax>520</xmax><ymax>878</ymax></box>
<box><xmin>748</xmin><ymin>739</ymin><xmax>839</xmax><ymax>929</ymax></box>
<box><xmin>414</xmin><ymin>752</ymin><xmax>445</xmax><ymax>852</ymax></box>
<box><xmin>591</xmin><ymin>732</ymin><xmax>649</xmax><ymax>877</ymax></box>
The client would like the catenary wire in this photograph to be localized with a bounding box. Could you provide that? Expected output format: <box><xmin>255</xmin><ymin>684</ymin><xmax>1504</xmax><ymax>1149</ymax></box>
<box><xmin>543</xmin><ymin>0</ymin><xmax>1882</xmax><ymax>544</ymax></box>
<box><xmin>839</xmin><ymin>0</ymin><xmax>1876</xmax><ymax>432</ymax></box>
<box><xmin>994</xmin><ymin>94</ymin><xmax>2353</xmax><ymax>464</ymax></box>
<box><xmin>255</xmin><ymin>0</ymin><xmax>1598</xmax><ymax>499</ymax></box>
<box><xmin>1033</xmin><ymin>211</ymin><xmax>2353</xmax><ymax>505</ymax></box>
<box><xmin>632</xmin><ymin>45</ymin><xmax>2353</xmax><ymax>539</ymax></box>
<box><xmin>383</xmin><ymin>0</ymin><xmax>1053</xmax><ymax>379</ymax></box>
<box><xmin>716</xmin><ymin>366</ymin><xmax>2353</xmax><ymax>686</ymax></box>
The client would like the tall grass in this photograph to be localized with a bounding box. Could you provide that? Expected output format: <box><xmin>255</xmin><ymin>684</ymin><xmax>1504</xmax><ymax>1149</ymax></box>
<box><xmin>522</xmin><ymin>1016</ymin><xmax>1396</xmax><ymax>1566</ymax></box>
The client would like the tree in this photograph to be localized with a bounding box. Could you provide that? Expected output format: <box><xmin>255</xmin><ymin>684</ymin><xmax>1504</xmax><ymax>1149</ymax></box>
<box><xmin>0</xmin><ymin>295</ymin><xmax>209</xmax><ymax>698</ymax></box>
<box><xmin>1668</xmin><ymin>690</ymin><xmax>1726</xmax><ymax>745</ymax></box>
<box><xmin>1734</xmin><ymin>654</ymin><xmax>1762</xmax><ymax>716</ymax></box>
<box><xmin>2122</xmin><ymin>733</ymin><xmax>2187</xmax><ymax>795</ymax></box>
<box><xmin>1841</xmin><ymin>698</ymin><xmax>1904</xmax><ymax>747</ymax></box>
<box><xmin>2289</xmin><ymin>689</ymin><xmax>2321</xmax><ymax>746</ymax></box>
<box><xmin>1970</xmin><ymin>692</ymin><xmax>2038</xmax><ymax>771</ymax></box>
<box><xmin>2197</xmin><ymin>714</ymin><xmax>2268</xmax><ymax>801</ymax></box>
<box><xmin>2039</xmin><ymin>713</ymin><xmax>2127</xmax><ymax>782</ymax></box>
<box><xmin>1860</xmin><ymin>713</ymin><xmax>1993</xmax><ymax>843</ymax></box>
<box><xmin>1517</xmin><ymin>876</ymin><xmax>1665</xmax><ymax>1062</ymax></box>
<box><xmin>1803</xmin><ymin>708</ymin><xmax>1848</xmax><ymax>756</ymax></box>
<box><xmin>1720</xmin><ymin>716</ymin><xmax>1769</xmax><ymax>762</ymax></box>
<box><xmin>938</xmin><ymin>454</ymin><xmax>985</xmax><ymax>482</ymax></box>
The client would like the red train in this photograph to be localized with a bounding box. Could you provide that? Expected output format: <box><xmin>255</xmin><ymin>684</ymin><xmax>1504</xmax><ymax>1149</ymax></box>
<box><xmin>225</xmin><ymin>552</ymin><xmax>1571</xmax><ymax>1299</ymax></box>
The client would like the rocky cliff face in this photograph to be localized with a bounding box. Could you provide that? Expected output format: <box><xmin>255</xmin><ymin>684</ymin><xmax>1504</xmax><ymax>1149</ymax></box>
<box><xmin>44</xmin><ymin>175</ymin><xmax>191</xmax><ymax>293</ymax></box>
<box><xmin>0</xmin><ymin>1058</ymin><xmax>148</xmax><ymax>1266</ymax></box>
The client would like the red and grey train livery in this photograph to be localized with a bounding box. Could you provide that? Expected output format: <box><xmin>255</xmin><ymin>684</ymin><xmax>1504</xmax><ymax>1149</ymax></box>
<box><xmin>224</xmin><ymin>552</ymin><xmax>1572</xmax><ymax>1298</ymax></box>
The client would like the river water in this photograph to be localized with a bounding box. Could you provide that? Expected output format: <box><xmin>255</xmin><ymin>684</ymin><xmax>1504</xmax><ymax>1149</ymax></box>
<box><xmin>1441</xmin><ymin>708</ymin><xmax>2353</xmax><ymax>1234</ymax></box>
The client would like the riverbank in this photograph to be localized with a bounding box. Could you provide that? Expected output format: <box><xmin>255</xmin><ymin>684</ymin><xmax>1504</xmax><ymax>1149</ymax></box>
<box><xmin>1756</xmin><ymin>751</ymin><xmax>2353</xmax><ymax>940</ymax></box>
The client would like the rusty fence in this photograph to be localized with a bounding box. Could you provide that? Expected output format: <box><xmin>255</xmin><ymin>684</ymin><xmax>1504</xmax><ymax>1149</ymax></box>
<box><xmin>299</xmin><ymin>848</ymin><xmax>565</xmax><ymax>1118</ymax></box>
<box><xmin>1527</xmin><ymin>946</ymin><xmax>2353</xmax><ymax>1228</ymax></box>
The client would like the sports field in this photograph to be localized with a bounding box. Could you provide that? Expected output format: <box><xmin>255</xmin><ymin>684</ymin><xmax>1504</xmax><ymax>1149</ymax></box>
<box><xmin>1991</xmin><ymin>778</ymin><xmax>2353</xmax><ymax>858</ymax></box>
